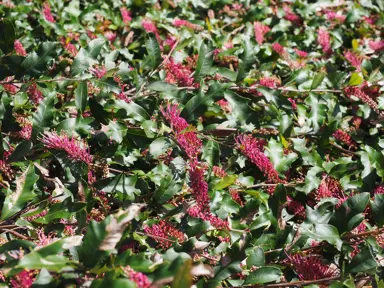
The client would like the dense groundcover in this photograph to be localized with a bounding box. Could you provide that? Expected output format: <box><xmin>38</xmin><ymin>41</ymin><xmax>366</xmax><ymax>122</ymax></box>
<box><xmin>0</xmin><ymin>0</ymin><xmax>384</xmax><ymax>287</ymax></box>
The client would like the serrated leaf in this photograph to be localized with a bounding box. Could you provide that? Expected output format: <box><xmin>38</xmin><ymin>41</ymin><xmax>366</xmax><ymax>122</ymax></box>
<box><xmin>146</xmin><ymin>33</ymin><xmax>161</xmax><ymax>69</ymax></box>
<box><xmin>32</xmin><ymin>95</ymin><xmax>54</xmax><ymax>140</ymax></box>
<box><xmin>71</xmin><ymin>38</ymin><xmax>105</xmax><ymax>75</ymax></box>
<box><xmin>244</xmin><ymin>267</ymin><xmax>282</xmax><ymax>285</ymax></box>
<box><xmin>1</xmin><ymin>164</ymin><xmax>38</xmax><ymax>220</ymax></box>
<box><xmin>147</xmin><ymin>81</ymin><xmax>177</xmax><ymax>92</ymax></box>
<box><xmin>214</xmin><ymin>175</ymin><xmax>237</xmax><ymax>190</ymax></box>
<box><xmin>0</xmin><ymin>19</ymin><xmax>16</xmax><ymax>54</ymax></box>
<box><xmin>349</xmin><ymin>72</ymin><xmax>363</xmax><ymax>86</ymax></box>
<box><xmin>75</xmin><ymin>81</ymin><xmax>88</xmax><ymax>113</ymax></box>
<box><xmin>237</xmin><ymin>39</ymin><xmax>254</xmax><ymax>82</ymax></box>
<box><xmin>194</xmin><ymin>41</ymin><xmax>214</xmax><ymax>82</ymax></box>
<box><xmin>311</xmin><ymin>72</ymin><xmax>326</xmax><ymax>90</ymax></box>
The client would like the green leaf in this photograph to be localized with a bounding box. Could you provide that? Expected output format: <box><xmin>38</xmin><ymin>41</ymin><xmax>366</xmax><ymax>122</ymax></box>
<box><xmin>305</xmin><ymin>93</ymin><xmax>327</xmax><ymax>133</ymax></box>
<box><xmin>0</xmin><ymin>19</ymin><xmax>16</xmax><ymax>54</ymax></box>
<box><xmin>201</xmin><ymin>140</ymin><xmax>219</xmax><ymax>167</ymax></box>
<box><xmin>79</xmin><ymin>204</ymin><xmax>143</xmax><ymax>268</ymax></box>
<box><xmin>214</xmin><ymin>175</ymin><xmax>237</xmax><ymax>190</ymax></box>
<box><xmin>244</xmin><ymin>267</ymin><xmax>282</xmax><ymax>285</ymax></box>
<box><xmin>94</xmin><ymin>174</ymin><xmax>140</xmax><ymax>200</ymax></box>
<box><xmin>194</xmin><ymin>41</ymin><xmax>214</xmax><ymax>82</ymax></box>
<box><xmin>149</xmin><ymin>137</ymin><xmax>171</xmax><ymax>157</ymax></box>
<box><xmin>71</xmin><ymin>38</ymin><xmax>105</xmax><ymax>75</ymax></box>
<box><xmin>300</xmin><ymin>223</ymin><xmax>343</xmax><ymax>250</ymax></box>
<box><xmin>90</xmin><ymin>279</ymin><xmax>136</xmax><ymax>288</ymax></box>
<box><xmin>346</xmin><ymin>247</ymin><xmax>378</xmax><ymax>273</ymax></box>
<box><xmin>8</xmin><ymin>141</ymin><xmax>32</xmax><ymax>162</ymax></box>
<box><xmin>246</xmin><ymin>247</ymin><xmax>265</xmax><ymax>268</ymax></box>
<box><xmin>1</xmin><ymin>163</ymin><xmax>39</xmax><ymax>220</ymax></box>
<box><xmin>146</xmin><ymin>33</ymin><xmax>161</xmax><ymax>69</ymax></box>
<box><xmin>114</xmin><ymin>99</ymin><xmax>149</xmax><ymax>122</ymax></box>
<box><xmin>181</xmin><ymin>83</ymin><xmax>229</xmax><ymax>119</ymax></box>
<box><xmin>267</xmin><ymin>139</ymin><xmax>298</xmax><ymax>175</ymax></box>
<box><xmin>237</xmin><ymin>39</ymin><xmax>254</xmax><ymax>82</ymax></box>
<box><xmin>349</xmin><ymin>72</ymin><xmax>363</xmax><ymax>86</ymax></box>
<box><xmin>359</xmin><ymin>145</ymin><xmax>384</xmax><ymax>178</ymax></box>
<box><xmin>75</xmin><ymin>81</ymin><xmax>88</xmax><ymax>113</ymax></box>
<box><xmin>330</xmin><ymin>193</ymin><xmax>370</xmax><ymax>234</ymax></box>
<box><xmin>147</xmin><ymin>81</ymin><xmax>178</xmax><ymax>92</ymax></box>
<box><xmin>224</xmin><ymin>91</ymin><xmax>250</xmax><ymax>123</ymax></box>
<box><xmin>311</xmin><ymin>72</ymin><xmax>326</xmax><ymax>90</ymax></box>
<box><xmin>171</xmin><ymin>259</ymin><xmax>193</xmax><ymax>288</ymax></box>
<box><xmin>89</xmin><ymin>98</ymin><xmax>109</xmax><ymax>125</ymax></box>
<box><xmin>371</xmin><ymin>194</ymin><xmax>384</xmax><ymax>227</ymax></box>
<box><xmin>17</xmin><ymin>42</ymin><xmax>56</xmax><ymax>78</ymax></box>
<box><xmin>32</xmin><ymin>95</ymin><xmax>54</xmax><ymax>140</ymax></box>
<box><xmin>105</xmin><ymin>121</ymin><xmax>127</xmax><ymax>144</ymax></box>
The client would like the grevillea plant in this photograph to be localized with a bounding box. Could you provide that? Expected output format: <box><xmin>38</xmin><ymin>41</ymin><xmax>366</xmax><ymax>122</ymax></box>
<box><xmin>0</xmin><ymin>0</ymin><xmax>383</xmax><ymax>287</ymax></box>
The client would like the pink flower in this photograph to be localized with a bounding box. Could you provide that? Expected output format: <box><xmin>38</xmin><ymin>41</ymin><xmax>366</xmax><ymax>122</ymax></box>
<box><xmin>142</xmin><ymin>19</ymin><xmax>159</xmax><ymax>34</ymax></box>
<box><xmin>36</xmin><ymin>229</ymin><xmax>56</xmax><ymax>247</ymax></box>
<box><xmin>212</xmin><ymin>166</ymin><xmax>227</xmax><ymax>178</ymax></box>
<box><xmin>164</xmin><ymin>57</ymin><xmax>197</xmax><ymax>88</ymax></box>
<box><xmin>120</xmin><ymin>7</ymin><xmax>132</xmax><ymax>24</ymax></box>
<box><xmin>24</xmin><ymin>210</ymin><xmax>48</xmax><ymax>222</ymax></box>
<box><xmin>317</xmin><ymin>28</ymin><xmax>332</xmax><ymax>54</ymax></box>
<box><xmin>104</xmin><ymin>31</ymin><xmax>117</xmax><ymax>42</ymax></box>
<box><xmin>2</xmin><ymin>82</ymin><xmax>18</xmax><ymax>94</ymax></box>
<box><xmin>187</xmin><ymin>205</ymin><xmax>229</xmax><ymax>230</ymax></box>
<box><xmin>40</xmin><ymin>131</ymin><xmax>93</xmax><ymax>164</ymax></box>
<box><xmin>0</xmin><ymin>160</ymin><xmax>13</xmax><ymax>179</ymax></box>
<box><xmin>10</xmin><ymin>270</ymin><xmax>35</xmax><ymax>288</ymax></box>
<box><xmin>369</xmin><ymin>40</ymin><xmax>384</xmax><ymax>52</ymax></box>
<box><xmin>254</xmin><ymin>22</ymin><xmax>270</xmax><ymax>45</ymax></box>
<box><xmin>27</xmin><ymin>83</ymin><xmax>43</xmax><ymax>104</ymax></box>
<box><xmin>188</xmin><ymin>159</ymin><xmax>210</xmax><ymax>211</ymax></box>
<box><xmin>288</xmin><ymin>254</ymin><xmax>338</xmax><ymax>280</ymax></box>
<box><xmin>143</xmin><ymin>220</ymin><xmax>184</xmax><ymax>250</ymax></box>
<box><xmin>333</xmin><ymin>129</ymin><xmax>356</xmax><ymax>149</ymax></box>
<box><xmin>163</xmin><ymin>35</ymin><xmax>177</xmax><ymax>50</ymax></box>
<box><xmin>286</xmin><ymin>197</ymin><xmax>305</xmax><ymax>219</ymax></box>
<box><xmin>325</xmin><ymin>11</ymin><xmax>346</xmax><ymax>23</ymax></box>
<box><xmin>63</xmin><ymin>42</ymin><xmax>77</xmax><ymax>57</ymax></box>
<box><xmin>344</xmin><ymin>86</ymin><xmax>382</xmax><ymax>116</ymax></box>
<box><xmin>259</xmin><ymin>76</ymin><xmax>281</xmax><ymax>89</ymax></box>
<box><xmin>283</xmin><ymin>5</ymin><xmax>301</xmax><ymax>24</ymax></box>
<box><xmin>372</xmin><ymin>185</ymin><xmax>384</xmax><ymax>197</ymax></box>
<box><xmin>216</xmin><ymin>99</ymin><xmax>232</xmax><ymax>113</ymax></box>
<box><xmin>160</xmin><ymin>103</ymin><xmax>189</xmax><ymax>133</ymax></box>
<box><xmin>43</xmin><ymin>3</ymin><xmax>55</xmax><ymax>23</ymax></box>
<box><xmin>90</xmin><ymin>66</ymin><xmax>107</xmax><ymax>79</ymax></box>
<box><xmin>272</xmin><ymin>43</ymin><xmax>286</xmax><ymax>56</ymax></box>
<box><xmin>19</xmin><ymin>125</ymin><xmax>32</xmax><ymax>140</ymax></box>
<box><xmin>236</xmin><ymin>135</ymin><xmax>281</xmax><ymax>186</ymax></box>
<box><xmin>315</xmin><ymin>175</ymin><xmax>344</xmax><ymax>201</ymax></box>
<box><xmin>230</xmin><ymin>188</ymin><xmax>244</xmax><ymax>207</ymax></box>
<box><xmin>173</xmin><ymin>19</ymin><xmax>203</xmax><ymax>31</ymax></box>
<box><xmin>344</xmin><ymin>50</ymin><xmax>362</xmax><ymax>71</ymax></box>
<box><xmin>288</xmin><ymin>98</ymin><xmax>297</xmax><ymax>109</ymax></box>
<box><xmin>14</xmin><ymin>40</ymin><xmax>27</xmax><ymax>56</ymax></box>
<box><xmin>124</xmin><ymin>266</ymin><xmax>151</xmax><ymax>288</ymax></box>
<box><xmin>293</xmin><ymin>48</ymin><xmax>308</xmax><ymax>58</ymax></box>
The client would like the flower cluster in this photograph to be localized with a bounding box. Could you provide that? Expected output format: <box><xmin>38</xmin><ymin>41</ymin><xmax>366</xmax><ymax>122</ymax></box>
<box><xmin>254</xmin><ymin>22</ymin><xmax>270</xmax><ymax>45</ymax></box>
<box><xmin>344</xmin><ymin>50</ymin><xmax>362</xmax><ymax>71</ymax></box>
<box><xmin>10</xmin><ymin>270</ymin><xmax>36</xmax><ymax>288</ymax></box>
<box><xmin>40</xmin><ymin>131</ymin><xmax>93</xmax><ymax>164</ymax></box>
<box><xmin>286</xmin><ymin>197</ymin><xmax>306</xmax><ymax>219</ymax></box>
<box><xmin>236</xmin><ymin>135</ymin><xmax>282</xmax><ymax>187</ymax></box>
<box><xmin>161</xmin><ymin>103</ymin><xmax>202</xmax><ymax>158</ymax></box>
<box><xmin>144</xmin><ymin>220</ymin><xmax>184</xmax><ymax>250</ymax></box>
<box><xmin>90</xmin><ymin>66</ymin><xmax>107</xmax><ymax>79</ymax></box>
<box><xmin>317</xmin><ymin>28</ymin><xmax>332</xmax><ymax>54</ymax></box>
<box><xmin>27</xmin><ymin>83</ymin><xmax>43</xmax><ymax>104</ymax></box>
<box><xmin>325</xmin><ymin>11</ymin><xmax>346</xmax><ymax>23</ymax></box>
<box><xmin>123</xmin><ymin>266</ymin><xmax>151</xmax><ymax>288</ymax></box>
<box><xmin>288</xmin><ymin>254</ymin><xmax>338</xmax><ymax>280</ymax></box>
<box><xmin>164</xmin><ymin>57</ymin><xmax>197</xmax><ymax>88</ymax></box>
<box><xmin>283</xmin><ymin>5</ymin><xmax>301</xmax><ymax>24</ymax></box>
<box><xmin>333</xmin><ymin>129</ymin><xmax>356</xmax><ymax>149</ymax></box>
<box><xmin>43</xmin><ymin>3</ymin><xmax>55</xmax><ymax>23</ymax></box>
<box><xmin>120</xmin><ymin>7</ymin><xmax>132</xmax><ymax>24</ymax></box>
<box><xmin>369</xmin><ymin>40</ymin><xmax>384</xmax><ymax>52</ymax></box>
<box><xmin>344</xmin><ymin>86</ymin><xmax>383</xmax><ymax>116</ymax></box>
<box><xmin>315</xmin><ymin>175</ymin><xmax>345</xmax><ymax>201</ymax></box>
<box><xmin>259</xmin><ymin>76</ymin><xmax>281</xmax><ymax>89</ymax></box>
<box><xmin>14</xmin><ymin>40</ymin><xmax>27</xmax><ymax>56</ymax></box>
<box><xmin>173</xmin><ymin>19</ymin><xmax>203</xmax><ymax>31</ymax></box>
